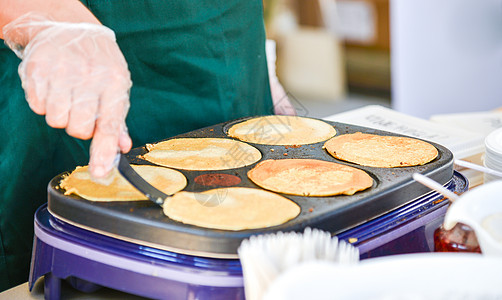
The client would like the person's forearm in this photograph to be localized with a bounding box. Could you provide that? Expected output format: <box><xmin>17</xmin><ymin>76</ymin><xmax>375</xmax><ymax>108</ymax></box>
<box><xmin>0</xmin><ymin>0</ymin><xmax>99</xmax><ymax>39</ymax></box>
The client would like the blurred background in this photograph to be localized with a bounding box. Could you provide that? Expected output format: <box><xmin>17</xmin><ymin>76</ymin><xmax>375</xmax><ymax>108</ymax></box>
<box><xmin>265</xmin><ymin>0</ymin><xmax>502</xmax><ymax>119</ymax></box>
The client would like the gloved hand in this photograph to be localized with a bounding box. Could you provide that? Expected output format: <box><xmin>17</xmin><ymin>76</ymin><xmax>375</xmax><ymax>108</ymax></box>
<box><xmin>270</xmin><ymin>74</ymin><xmax>296</xmax><ymax>116</ymax></box>
<box><xmin>266</xmin><ymin>39</ymin><xmax>296</xmax><ymax>116</ymax></box>
<box><xmin>3</xmin><ymin>12</ymin><xmax>132</xmax><ymax>179</ymax></box>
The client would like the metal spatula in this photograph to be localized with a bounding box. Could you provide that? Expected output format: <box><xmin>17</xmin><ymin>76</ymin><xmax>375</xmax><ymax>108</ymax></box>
<box><xmin>117</xmin><ymin>153</ymin><xmax>169</xmax><ymax>206</ymax></box>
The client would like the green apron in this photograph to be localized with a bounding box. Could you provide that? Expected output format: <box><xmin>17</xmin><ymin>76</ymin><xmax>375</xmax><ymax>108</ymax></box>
<box><xmin>0</xmin><ymin>0</ymin><xmax>272</xmax><ymax>291</ymax></box>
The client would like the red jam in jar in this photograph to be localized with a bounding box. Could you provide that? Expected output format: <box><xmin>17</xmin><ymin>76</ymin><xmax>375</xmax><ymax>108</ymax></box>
<box><xmin>434</xmin><ymin>222</ymin><xmax>482</xmax><ymax>253</ymax></box>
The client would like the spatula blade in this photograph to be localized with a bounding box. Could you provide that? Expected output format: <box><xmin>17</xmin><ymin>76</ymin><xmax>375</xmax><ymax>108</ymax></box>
<box><xmin>117</xmin><ymin>154</ymin><xmax>168</xmax><ymax>206</ymax></box>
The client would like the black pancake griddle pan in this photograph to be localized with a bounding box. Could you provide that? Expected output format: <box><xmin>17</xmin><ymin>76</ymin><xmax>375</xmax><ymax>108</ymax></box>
<box><xmin>48</xmin><ymin>116</ymin><xmax>454</xmax><ymax>258</ymax></box>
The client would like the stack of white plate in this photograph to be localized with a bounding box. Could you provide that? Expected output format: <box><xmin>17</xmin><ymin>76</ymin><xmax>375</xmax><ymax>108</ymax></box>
<box><xmin>484</xmin><ymin>128</ymin><xmax>502</xmax><ymax>183</ymax></box>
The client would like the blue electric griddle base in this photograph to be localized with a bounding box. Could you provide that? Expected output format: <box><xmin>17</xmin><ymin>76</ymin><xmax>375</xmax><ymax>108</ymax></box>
<box><xmin>30</xmin><ymin>171</ymin><xmax>467</xmax><ymax>299</ymax></box>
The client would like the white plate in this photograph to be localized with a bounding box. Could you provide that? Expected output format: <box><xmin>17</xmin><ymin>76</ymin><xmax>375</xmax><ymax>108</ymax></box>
<box><xmin>485</xmin><ymin>128</ymin><xmax>502</xmax><ymax>156</ymax></box>
<box><xmin>264</xmin><ymin>253</ymin><xmax>502</xmax><ymax>300</ymax></box>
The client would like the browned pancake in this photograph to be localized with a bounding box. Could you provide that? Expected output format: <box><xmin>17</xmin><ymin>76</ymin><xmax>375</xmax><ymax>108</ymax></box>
<box><xmin>247</xmin><ymin>159</ymin><xmax>373</xmax><ymax>196</ymax></box>
<box><xmin>163</xmin><ymin>187</ymin><xmax>300</xmax><ymax>231</ymax></box>
<box><xmin>60</xmin><ymin>165</ymin><xmax>187</xmax><ymax>201</ymax></box>
<box><xmin>143</xmin><ymin>138</ymin><xmax>261</xmax><ymax>170</ymax></box>
<box><xmin>227</xmin><ymin>115</ymin><xmax>336</xmax><ymax>145</ymax></box>
<box><xmin>323</xmin><ymin>132</ymin><xmax>438</xmax><ymax>168</ymax></box>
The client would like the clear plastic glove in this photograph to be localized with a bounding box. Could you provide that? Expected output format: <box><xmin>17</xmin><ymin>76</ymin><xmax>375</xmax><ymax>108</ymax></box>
<box><xmin>266</xmin><ymin>39</ymin><xmax>296</xmax><ymax>116</ymax></box>
<box><xmin>270</xmin><ymin>75</ymin><xmax>296</xmax><ymax>116</ymax></box>
<box><xmin>3</xmin><ymin>12</ymin><xmax>132</xmax><ymax>179</ymax></box>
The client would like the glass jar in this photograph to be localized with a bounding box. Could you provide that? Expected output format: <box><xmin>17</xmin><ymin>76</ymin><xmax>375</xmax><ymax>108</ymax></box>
<box><xmin>434</xmin><ymin>222</ymin><xmax>481</xmax><ymax>253</ymax></box>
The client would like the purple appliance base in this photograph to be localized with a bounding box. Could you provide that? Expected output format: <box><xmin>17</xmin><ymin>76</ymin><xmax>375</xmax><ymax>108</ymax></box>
<box><xmin>29</xmin><ymin>206</ymin><xmax>245</xmax><ymax>299</ymax></box>
<box><xmin>30</xmin><ymin>172</ymin><xmax>467</xmax><ymax>299</ymax></box>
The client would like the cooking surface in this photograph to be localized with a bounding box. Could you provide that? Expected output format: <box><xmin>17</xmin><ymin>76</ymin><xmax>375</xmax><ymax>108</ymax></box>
<box><xmin>48</xmin><ymin>117</ymin><xmax>454</xmax><ymax>258</ymax></box>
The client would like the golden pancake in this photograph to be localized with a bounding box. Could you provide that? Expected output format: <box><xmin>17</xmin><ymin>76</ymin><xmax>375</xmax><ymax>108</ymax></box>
<box><xmin>227</xmin><ymin>115</ymin><xmax>336</xmax><ymax>145</ymax></box>
<box><xmin>163</xmin><ymin>187</ymin><xmax>300</xmax><ymax>231</ymax></box>
<box><xmin>60</xmin><ymin>165</ymin><xmax>187</xmax><ymax>201</ymax></box>
<box><xmin>248</xmin><ymin>159</ymin><xmax>373</xmax><ymax>196</ymax></box>
<box><xmin>143</xmin><ymin>138</ymin><xmax>262</xmax><ymax>170</ymax></box>
<box><xmin>323</xmin><ymin>132</ymin><xmax>438</xmax><ymax>168</ymax></box>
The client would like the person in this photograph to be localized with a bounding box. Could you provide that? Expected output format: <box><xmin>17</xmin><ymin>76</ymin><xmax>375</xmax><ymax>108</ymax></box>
<box><xmin>0</xmin><ymin>0</ymin><xmax>293</xmax><ymax>291</ymax></box>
